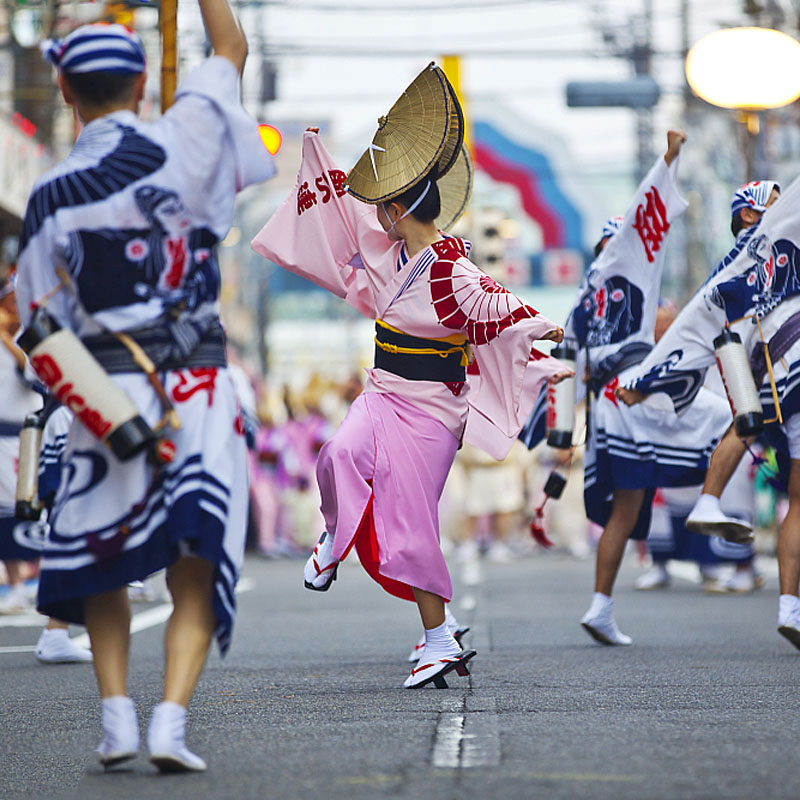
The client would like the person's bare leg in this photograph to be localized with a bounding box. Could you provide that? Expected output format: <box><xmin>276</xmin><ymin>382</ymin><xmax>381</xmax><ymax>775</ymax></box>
<box><xmin>595</xmin><ymin>488</ymin><xmax>646</xmax><ymax>596</ymax></box>
<box><xmin>412</xmin><ymin>587</ymin><xmax>446</xmax><ymax>629</ymax></box>
<box><xmin>147</xmin><ymin>556</ymin><xmax>216</xmax><ymax>772</ymax></box>
<box><xmin>405</xmin><ymin>587</ymin><xmax>471</xmax><ymax>688</ymax></box>
<box><xmin>703</xmin><ymin>426</ymin><xmax>750</xmax><ymax>497</ymax></box>
<box><xmin>581</xmin><ymin>488</ymin><xmax>645</xmax><ymax>646</ymax></box>
<box><xmin>162</xmin><ymin>557</ymin><xmax>215</xmax><ymax>707</ymax></box>
<box><xmin>778</xmin><ymin>460</ymin><xmax>800</xmax><ymax>598</ymax></box>
<box><xmin>777</xmin><ymin>460</ymin><xmax>800</xmax><ymax>650</ymax></box>
<box><xmin>84</xmin><ymin>587</ymin><xmax>137</xmax><ymax>763</ymax></box>
<box><xmin>84</xmin><ymin>587</ymin><xmax>131</xmax><ymax>697</ymax></box>
<box><xmin>687</xmin><ymin>427</ymin><xmax>754</xmax><ymax>541</ymax></box>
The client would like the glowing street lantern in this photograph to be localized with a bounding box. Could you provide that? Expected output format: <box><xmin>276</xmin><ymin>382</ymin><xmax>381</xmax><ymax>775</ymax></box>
<box><xmin>258</xmin><ymin>124</ymin><xmax>282</xmax><ymax>155</ymax></box>
<box><xmin>686</xmin><ymin>27</ymin><xmax>800</xmax><ymax>110</ymax></box>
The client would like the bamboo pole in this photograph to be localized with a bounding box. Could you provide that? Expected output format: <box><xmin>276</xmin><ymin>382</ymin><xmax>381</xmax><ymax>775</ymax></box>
<box><xmin>160</xmin><ymin>0</ymin><xmax>178</xmax><ymax>111</ymax></box>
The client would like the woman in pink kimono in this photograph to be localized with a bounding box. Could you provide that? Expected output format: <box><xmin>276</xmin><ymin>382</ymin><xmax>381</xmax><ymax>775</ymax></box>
<box><xmin>252</xmin><ymin>122</ymin><xmax>568</xmax><ymax>688</ymax></box>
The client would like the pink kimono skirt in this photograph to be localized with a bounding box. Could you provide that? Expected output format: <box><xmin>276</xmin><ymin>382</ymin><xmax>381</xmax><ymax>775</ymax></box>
<box><xmin>316</xmin><ymin>390</ymin><xmax>459</xmax><ymax>601</ymax></box>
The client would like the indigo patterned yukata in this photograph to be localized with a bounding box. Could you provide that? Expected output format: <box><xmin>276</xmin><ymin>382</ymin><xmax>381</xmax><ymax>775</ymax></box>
<box><xmin>523</xmin><ymin>151</ymin><xmax>731</xmax><ymax>539</ymax></box>
<box><xmin>16</xmin><ymin>57</ymin><xmax>275</xmax><ymax>653</ymax></box>
<box><xmin>628</xmin><ymin>175</ymin><xmax>800</xmax><ymax>467</ymax></box>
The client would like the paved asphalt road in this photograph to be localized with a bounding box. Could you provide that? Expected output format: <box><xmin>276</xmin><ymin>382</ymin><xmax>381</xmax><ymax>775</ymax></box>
<box><xmin>1</xmin><ymin>551</ymin><xmax>799</xmax><ymax>800</ymax></box>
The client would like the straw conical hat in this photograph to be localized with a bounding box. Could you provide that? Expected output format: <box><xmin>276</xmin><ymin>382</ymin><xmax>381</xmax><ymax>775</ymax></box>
<box><xmin>436</xmin><ymin>144</ymin><xmax>473</xmax><ymax>231</ymax></box>
<box><xmin>346</xmin><ymin>62</ymin><xmax>464</xmax><ymax>204</ymax></box>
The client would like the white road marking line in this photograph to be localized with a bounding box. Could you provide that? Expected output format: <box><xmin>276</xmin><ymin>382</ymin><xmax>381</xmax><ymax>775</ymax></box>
<box><xmin>0</xmin><ymin>612</ymin><xmax>48</xmax><ymax>628</ymax></box>
<box><xmin>0</xmin><ymin>575</ymin><xmax>255</xmax><ymax>654</ymax></box>
<box><xmin>432</xmin><ymin>714</ymin><xmax>465</xmax><ymax>767</ymax></box>
<box><xmin>432</xmin><ymin>696</ymin><xmax>500</xmax><ymax>768</ymax></box>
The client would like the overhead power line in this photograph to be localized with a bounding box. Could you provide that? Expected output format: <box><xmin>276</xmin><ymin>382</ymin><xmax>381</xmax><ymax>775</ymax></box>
<box><xmin>255</xmin><ymin>0</ymin><xmax>561</xmax><ymax>12</ymax></box>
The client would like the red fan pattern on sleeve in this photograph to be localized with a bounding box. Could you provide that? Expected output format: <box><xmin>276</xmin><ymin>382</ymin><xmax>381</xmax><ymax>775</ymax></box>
<box><xmin>429</xmin><ymin>239</ymin><xmax>540</xmax><ymax>345</ymax></box>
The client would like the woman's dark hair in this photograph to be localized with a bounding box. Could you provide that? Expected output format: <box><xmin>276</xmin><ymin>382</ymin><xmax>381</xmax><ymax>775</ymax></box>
<box><xmin>392</xmin><ymin>178</ymin><xmax>441</xmax><ymax>223</ymax></box>
<box><xmin>593</xmin><ymin>236</ymin><xmax>609</xmax><ymax>259</ymax></box>
<box><xmin>63</xmin><ymin>70</ymin><xmax>140</xmax><ymax>107</ymax></box>
<box><xmin>730</xmin><ymin>210</ymin><xmax>746</xmax><ymax>238</ymax></box>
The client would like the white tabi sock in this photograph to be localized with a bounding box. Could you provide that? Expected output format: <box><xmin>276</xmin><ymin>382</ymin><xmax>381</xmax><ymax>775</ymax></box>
<box><xmin>581</xmin><ymin>592</ymin><xmax>632</xmax><ymax>645</ymax></box>
<box><xmin>778</xmin><ymin>594</ymin><xmax>800</xmax><ymax>626</ymax></box>
<box><xmin>444</xmin><ymin>605</ymin><xmax>459</xmax><ymax>632</ymax></box>
<box><xmin>97</xmin><ymin>695</ymin><xmax>139</xmax><ymax>760</ymax></box>
<box><xmin>421</xmin><ymin>621</ymin><xmax>461</xmax><ymax>662</ymax></box>
<box><xmin>692</xmin><ymin>493</ymin><xmax>722</xmax><ymax>517</ymax></box>
<box><xmin>585</xmin><ymin>591</ymin><xmax>613</xmax><ymax>620</ymax></box>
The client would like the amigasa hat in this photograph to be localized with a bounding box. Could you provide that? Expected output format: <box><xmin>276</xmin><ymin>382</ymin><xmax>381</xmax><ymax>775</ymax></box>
<box><xmin>435</xmin><ymin>144</ymin><xmax>473</xmax><ymax>231</ymax></box>
<box><xmin>346</xmin><ymin>62</ymin><xmax>465</xmax><ymax>204</ymax></box>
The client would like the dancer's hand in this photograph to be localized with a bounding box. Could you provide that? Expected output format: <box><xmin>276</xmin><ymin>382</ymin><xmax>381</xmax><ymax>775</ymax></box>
<box><xmin>549</xmin><ymin>368</ymin><xmax>576</xmax><ymax>385</ymax></box>
<box><xmin>616</xmin><ymin>386</ymin><xmax>644</xmax><ymax>406</ymax></box>
<box><xmin>542</xmin><ymin>326</ymin><xmax>564</xmax><ymax>343</ymax></box>
<box><xmin>306</xmin><ymin>127</ymin><xmax>320</xmax><ymax>134</ymax></box>
<box><xmin>664</xmin><ymin>129</ymin><xmax>687</xmax><ymax>166</ymax></box>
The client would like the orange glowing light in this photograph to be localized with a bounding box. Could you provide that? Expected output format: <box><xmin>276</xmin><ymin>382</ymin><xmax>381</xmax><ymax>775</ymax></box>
<box><xmin>258</xmin><ymin>124</ymin><xmax>282</xmax><ymax>155</ymax></box>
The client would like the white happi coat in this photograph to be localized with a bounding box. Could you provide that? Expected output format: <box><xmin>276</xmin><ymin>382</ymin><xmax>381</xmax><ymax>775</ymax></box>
<box><xmin>563</xmin><ymin>151</ymin><xmax>730</xmax><ymax>537</ymax></box>
<box><xmin>15</xmin><ymin>57</ymin><xmax>275</xmax><ymax>653</ymax></box>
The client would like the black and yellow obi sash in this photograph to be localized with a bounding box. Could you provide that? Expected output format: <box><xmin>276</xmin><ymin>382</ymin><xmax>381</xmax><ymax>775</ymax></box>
<box><xmin>373</xmin><ymin>319</ymin><xmax>470</xmax><ymax>382</ymax></box>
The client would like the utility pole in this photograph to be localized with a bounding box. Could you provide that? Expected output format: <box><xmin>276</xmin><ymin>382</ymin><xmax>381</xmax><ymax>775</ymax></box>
<box><xmin>632</xmin><ymin>0</ymin><xmax>654</xmax><ymax>182</ymax></box>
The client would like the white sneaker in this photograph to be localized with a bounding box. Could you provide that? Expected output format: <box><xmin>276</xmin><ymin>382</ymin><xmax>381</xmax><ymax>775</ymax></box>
<box><xmin>35</xmin><ymin>628</ymin><xmax>93</xmax><ymax>663</ymax></box>
<box><xmin>634</xmin><ymin>565</ymin><xmax>670</xmax><ymax>591</ymax></box>
<box><xmin>580</xmin><ymin>594</ymin><xmax>632</xmax><ymax>646</ymax></box>
<box><xmin>148</xmin><ymin>701</ymin><xmax>206</xmax><ymax>773</ymax></box>
<box><xmin>96</xmin><ymin>696</ymin><xmax>139</xmax><ymax>767</ymax></box>
<box><xmin>0</xmin><ymin>585</ymin><xmax>32</xmax><ymax>615</ymax></box>
<box><xmin>303</xmin><ymin>531</ymin><xmax>339</xmax><ymax>591</ymax></box>
<box><xmin>686</xmin><ymin>495</ymin><xmax>754</xmax><ymax>543</ymax></box>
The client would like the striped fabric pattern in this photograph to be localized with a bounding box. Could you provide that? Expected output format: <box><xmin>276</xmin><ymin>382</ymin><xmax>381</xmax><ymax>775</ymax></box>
<box><xmin>42</xmin><ymin>24</ymin><xmax>146</xmax><ymax>75</ymax></box>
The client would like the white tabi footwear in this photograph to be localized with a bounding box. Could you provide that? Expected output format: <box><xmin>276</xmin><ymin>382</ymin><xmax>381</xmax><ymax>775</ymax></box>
<box><xmin>404</xmin><ymin>649</ymin><xmax>477</xmax><ymax>689</ymax></box>
<box><xmin>303</xmin><ymin>531</ymin><xmax>339</xmax><ymax>591</ymax></box>
<box><xmin>634</xmin><ymin>565</ymin><xmax>670</xmax><ymax>591</ymax></box>
<box><xmin>35</xmin><ymin>628</ymin><xmax>93</xmax><ymax>664</ymax></box>
<box><xmin>96</xmin><ymin>696</ymin><xmax>139</xmax><ymax>768</ymax></box>
<box><xmin>0</xmin><ymin>585</ymin><xmax>32</xmax><ymax>615</ymax></box>
<box><xmin>580</xmin><ymin>593</ymin><xmax>632</xmax><ymax>646</ymax></box>
<box><xmin>778</xmin><ymin>621</ymin><xmax>800</xmax><ymax>651</ymax></box>
<box><xmin>685</xmin><ymin>496</ymin><xmax>754</xmax><ymax>544</ymax></box>
<box><xmin>778</xmin><ymin>596</ymin><xmax>800</xmax><ymax>651</ymax></box>
<box><xmin>148</xmin><ymin>701</ymin><xmax>206</xmax><ymax>773</ymax></box>
<box><xmin>407</xmin><ymin>625</ymin><xmax>471</xmax><ymax>662</ymax></box>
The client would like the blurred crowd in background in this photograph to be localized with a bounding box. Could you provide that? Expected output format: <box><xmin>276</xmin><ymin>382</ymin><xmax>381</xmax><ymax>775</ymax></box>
<box><xmin>225</xmin><ymin>360</ymin><xmax>786</xmax><ymax>594</ymax></box>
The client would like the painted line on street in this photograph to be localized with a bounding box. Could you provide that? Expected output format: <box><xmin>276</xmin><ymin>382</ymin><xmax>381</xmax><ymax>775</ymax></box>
<box><xmin>0</xmin><ymin>576</ymin><xmax>255</xmax><ymax>654</ymax></box>
<box><xmin>432</xmin><ymin>695</ymin><xmax>500</xmax><ymax>768</ymax></box>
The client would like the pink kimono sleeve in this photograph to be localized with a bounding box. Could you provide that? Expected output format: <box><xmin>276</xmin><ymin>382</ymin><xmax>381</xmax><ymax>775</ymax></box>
<box><xmin>250</xmin><ymin>132</ymin><xmax>378</xmax><ymax>318</ymax></box>
<box><xmin>428</xmin><ymin>243</ymin><xmax>567</xmax><ymax>455</ymax></box>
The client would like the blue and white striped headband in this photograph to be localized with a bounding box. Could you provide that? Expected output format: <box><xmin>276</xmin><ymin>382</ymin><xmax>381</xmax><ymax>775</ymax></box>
<box><xmin>41</xmin><ymin>23</ymin><xmax>146</xmax><ymax>75</ymax></box>
<box><xmin>601</xmin><ymin>215</ymin><xmax>624</xmax><ymax>240</ymax></box>
<box><xmin>730</xmin><ymin>180</ymin><xmax>780</xmax><ymax>218</ymax></box>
